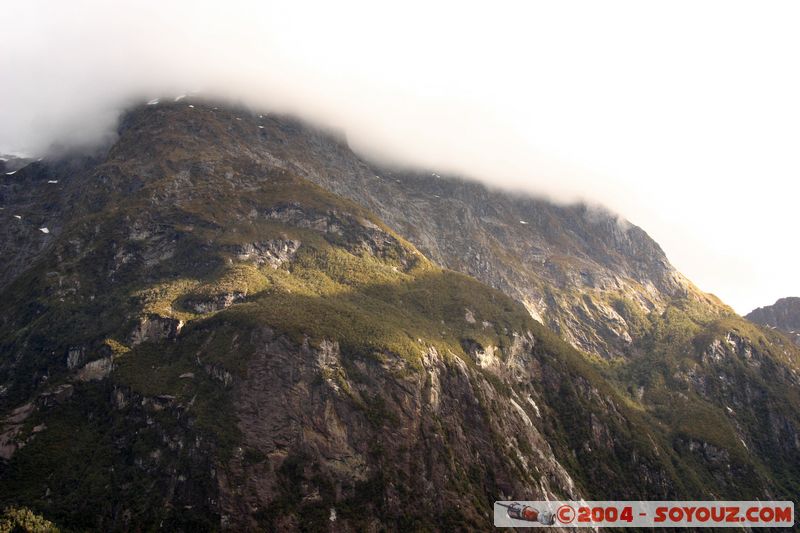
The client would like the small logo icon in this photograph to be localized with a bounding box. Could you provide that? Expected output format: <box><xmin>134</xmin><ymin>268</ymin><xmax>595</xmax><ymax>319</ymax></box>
<box><xmin>497</xmin><ymin>502</ymin><xmax>555</xmax><ymax>525</ymax></box>
<box><xmin>557</xmin><ymin>504</ymin><xmax>575</xmax><ymax>524</ymax></box>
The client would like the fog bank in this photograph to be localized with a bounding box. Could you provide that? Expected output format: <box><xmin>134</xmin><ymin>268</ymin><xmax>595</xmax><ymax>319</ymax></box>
<box><xmin>3</xmin><ymin>0</ymin><xmax>800</xmax><ymax>313</ymax></box>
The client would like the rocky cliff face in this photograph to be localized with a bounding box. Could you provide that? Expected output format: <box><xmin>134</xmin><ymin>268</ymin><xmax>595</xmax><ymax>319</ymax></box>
<box><xmin>167</xmin><ymin>108</ymin><xmax>717</xmax><ymax>361</ymax></box>
<box><xmin>746</xmin><ymin>297</ymin><xmax>800</xmax><ymax>344</ymax></box>
<box><xmin>0</xmin><ymin>100</ymin><xmax>798</xmax><ymax>530</ymax></box>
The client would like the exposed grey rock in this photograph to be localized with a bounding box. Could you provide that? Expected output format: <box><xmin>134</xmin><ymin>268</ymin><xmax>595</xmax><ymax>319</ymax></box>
<box><xmin>186</xmin><ymin>292</ymin><xmax>246</xmax><ymax>314</ymax></box>
<box><xmin>203</xmin><ymin>363</ymin><xmax>233</xmax><ymax>388</ymax></box>
<box><xmin>230</xmin><ymin>239</ymin><xmax>301</xmax><ymax>268</ymax></box>
<box><xmin>37</xmin><ymin>384</ymin><xmax>74</xmax><ymax>408</ymax></box>
<box><xmin>746</xmin><ymin>296</ymin><xmax>800</xmax><ymax>344</ymax></box>
<box><xmin>76</xmin><ymin>357</ymin><xmax>114</xmax><ymax>382</ymax></box>
<box><xmin>66</xmin><ymin>346</ymin><xmax>86</xmax><ymax>369</ymax></box>
<box><xmin>130</xmin><ymin>314</ymin><xmax>184</xmax><ymax>345</ymax></box>
<box><xmin>219</xmin><ymin>330</ymin><xmax>583</xmax><ymax>530</ymax></box>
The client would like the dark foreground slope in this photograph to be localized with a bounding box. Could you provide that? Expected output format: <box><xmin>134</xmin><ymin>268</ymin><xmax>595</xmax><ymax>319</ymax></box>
<box><xmin>0</xmin><ymin>101</ymin><xmax>798</xmax><ymax>530</ymax></box>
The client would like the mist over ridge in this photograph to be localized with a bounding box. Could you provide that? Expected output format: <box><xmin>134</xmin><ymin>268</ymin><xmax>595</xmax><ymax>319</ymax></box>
<box><xmin>4</xmin><ymin>0</ymin><xmax>800</xmax><ymax>313</ymax></box>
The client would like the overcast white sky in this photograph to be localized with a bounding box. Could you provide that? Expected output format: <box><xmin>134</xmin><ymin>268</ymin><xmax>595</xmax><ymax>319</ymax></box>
<box><xmin>2</xmin><ymin>0</ymin><xmax>799</xmax><ymax>314</ymax></box>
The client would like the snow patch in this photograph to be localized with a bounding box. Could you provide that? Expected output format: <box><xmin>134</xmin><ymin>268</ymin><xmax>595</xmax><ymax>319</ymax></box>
<box><xmin>39</xmin><ymin>227</ymin><xmax>49</xmax><ymax>234</ymax></box>
<box><xmin>146</xmin><ymin>98</ymin><xmax>160</xmax><ymax>105</ymax></box>
<box><xmin>519</xmin><ymin>220</ymin><xmax>528</xmax><ymax>225</ymax></box>
<box><xmin>13</xmin><ymin>215</ymin><xmax>21</xmax><ymax>220</ymax></box>
<box><xmin>6</xmin><ymin>171</ymin><xmax>16</xmax><ymax>175</ymax></box>
<box><xmin>174</xmin><ymin>94</ymin><xmax>186</xmax><ymax>101</ymax></box>
<box><xmin>47</xmin><ymin>180</ymin><xmax>58</xmax><ymax>184</ymax></box>
<box><xmin>188</xmin><ymin>104</ymin><xmax>195</xmax><ymax>108</ymax></box>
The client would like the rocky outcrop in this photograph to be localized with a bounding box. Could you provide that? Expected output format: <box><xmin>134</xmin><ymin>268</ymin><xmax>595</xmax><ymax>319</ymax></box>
<box><xmin>220</xmin><ymin>330</ymin><xmax>580</xmax><ymax>530</ymax></box>
<box><xmin>746</xmin><ymin>296</ymin><xmax>800</xmax><ymax>344</ymax></box>
<box><xmin>0</xmin><ymin>384</ymin><xmax>73</xmax><ymax>460</ymax></box>
<box><xmin>129</xmin><ymin>314</ymin><xmax>184</xmax><ymax>346</ymax></box>
<box><xmin>229</xmin><ymin>239</ymin><xmax>301</xmax><ymax>268</ymax></box>
<box><xmin>185</xmin><ymin>292</ymin><xmax>246</xmax><ymax>314</ymax></box>
<box><xmin>66</xmin><ymin>346</ymin><xmax>86</xmax><ymax>369</ymax></box>
<box><xmin>0</xmin><ymin>403</ymin><xmax>34</xmax><ymax>460</ymax></box>
<box><xmin>76</xmin><ymin>357</ymin><xmax>114</xmax><ymax>382</ymax></box>
<box><xmin>265</xmin><ymin>204</ymin><xmax>418</xmax><ymax>270</ymax></box>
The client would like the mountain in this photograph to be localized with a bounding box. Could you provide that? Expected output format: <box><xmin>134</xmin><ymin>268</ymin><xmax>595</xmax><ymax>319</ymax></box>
<box><xmin>746</xmin><ymin>297</ymin><xmax>800</xmax><ymax>344</ymax></box>
<box><xmin>0</xmin><ymin>99</ymin><xmax>798</xmax><ymax>531</ymax></box>
<box><xmin>0</xmin><ymin>155</ymin><xmax>35</xmax><ymax>175</ymax></box>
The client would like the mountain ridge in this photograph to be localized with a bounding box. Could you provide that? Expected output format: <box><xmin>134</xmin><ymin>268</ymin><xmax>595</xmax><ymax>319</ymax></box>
<box><xmin>0</xmin><ymin>98</ymin><xmax>798</xmax><ymax>530</ymax></box>
<box><xmin>746</xmin><ymin>297</ymin><xmax>800</xmax><ymax>345</ymax></box>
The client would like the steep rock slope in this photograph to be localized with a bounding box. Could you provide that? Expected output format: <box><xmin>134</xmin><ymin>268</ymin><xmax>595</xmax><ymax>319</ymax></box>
<box><xmin>0</xmin><ymin>100</ymin><xmax>798</xmax><ymax>529</ymax></box>
<box><xmin>746</xmin><ymin>297</ymin><xmax>800</xmax><ymax>344</ymax></box>
<box><xmin>0</xmin><ymin>101</ymin><xmax>728</xmax><ymax>531</ymax></box>
<box><xmin>188</xmin><ymin>110</ymin><xmax>727</xmax><ymax>361</ymax></box>
<box><xmin>161</xmin><ymin>101</ymin><xmax>800</xmax><ymax>503</ymax></box>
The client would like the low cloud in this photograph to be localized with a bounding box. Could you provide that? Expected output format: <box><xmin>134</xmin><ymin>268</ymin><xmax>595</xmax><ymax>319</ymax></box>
<box><xmin>0</xmin><ymin>0</ymin><xmax>624</xmax><ymax>202</ymax></box>
<box><xmin>3</xmin><ymin>0</ymin><xmax>800</xmax><ymax>313</ymax></box>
